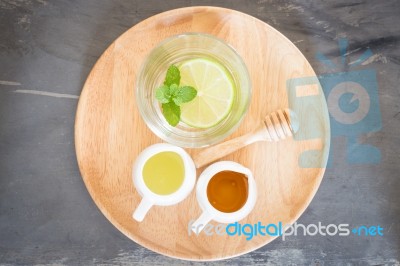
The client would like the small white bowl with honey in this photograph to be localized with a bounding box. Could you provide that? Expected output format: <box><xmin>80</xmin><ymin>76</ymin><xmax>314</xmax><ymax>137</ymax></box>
<box><xmin>191</xmin><ymin>161</ymin><xmax>257</xmax><ymax>233</ymax></box>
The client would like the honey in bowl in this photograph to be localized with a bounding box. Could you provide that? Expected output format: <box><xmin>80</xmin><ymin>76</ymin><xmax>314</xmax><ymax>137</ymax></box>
<box><xmin>206</xmin><ymin>170</ymin><xmax>249</xmax><ymax>213</ymax></box>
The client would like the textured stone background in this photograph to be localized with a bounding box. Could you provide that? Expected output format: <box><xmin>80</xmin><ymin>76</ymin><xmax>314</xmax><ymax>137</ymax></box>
<box><xmin>0</xmin><ymin>0</ymin><xmax>399</xmax><ymax>265</ymax></box>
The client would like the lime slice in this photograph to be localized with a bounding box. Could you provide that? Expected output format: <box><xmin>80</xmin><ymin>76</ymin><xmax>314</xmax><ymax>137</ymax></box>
<box><xmin>178</xmin><ymin>58</ymin><xmax>235</xmax><ymax>128</ymax></box>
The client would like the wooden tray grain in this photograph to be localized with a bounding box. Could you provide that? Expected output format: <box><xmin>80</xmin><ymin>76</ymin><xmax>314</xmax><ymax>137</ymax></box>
<box><xmin>75</xmin><ymin>6</ymin><xmax>330</xmax><ymax>260</ymax></box>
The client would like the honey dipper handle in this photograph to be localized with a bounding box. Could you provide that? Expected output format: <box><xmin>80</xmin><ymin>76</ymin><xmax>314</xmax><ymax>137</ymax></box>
<box><xmin>192</xmin><ymin>127</ymin><xmax>268</xmax><ymax>168</ymax></box>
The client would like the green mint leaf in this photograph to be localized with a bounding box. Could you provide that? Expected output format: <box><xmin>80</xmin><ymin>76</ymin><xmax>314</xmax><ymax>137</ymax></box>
<box><xmin>155</xmin><ymin>85</ymin><xmax>171</xmax><ymax>103</ymax></box>
<box><xmin>155</xmin><ymin>65</ymin><xmax>197</xmax><ymax>127</ymax></box>
<box><xmin>164</xmin><ymin>65</ymin><xmax>180</xmax><ymax>87</ymax></box>
<box><xmin>162</xmin><ymin>102</ymin><xmax>181</xmax><ymax>126</ymax></box>
<box><xmin>169</xmin><ymin>84</ymin><xmax>179</xmax><ymax>96</ymax></box>
<box><xmin>173</xmin><ymin>86</ymin><xmax>197</xmax><ymax>106</ymax></box>
<box><xmin>172</xmin><ymin>97</ymin><xmax>183</xmax><ymax>106</ymax></box>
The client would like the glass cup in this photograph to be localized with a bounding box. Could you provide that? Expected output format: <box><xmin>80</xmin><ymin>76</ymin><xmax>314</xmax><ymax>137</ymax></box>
<box><xmin>136</xmin><ymin>33</ymin><xmax>251</xmax><ymax>148</ymax></box>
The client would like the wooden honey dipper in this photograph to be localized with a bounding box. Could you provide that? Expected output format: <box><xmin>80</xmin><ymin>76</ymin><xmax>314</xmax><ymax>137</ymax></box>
<box><xmin>192</xmin><ymin>109</ymin><xmax>300</xmax><ymax>168</ymax></box>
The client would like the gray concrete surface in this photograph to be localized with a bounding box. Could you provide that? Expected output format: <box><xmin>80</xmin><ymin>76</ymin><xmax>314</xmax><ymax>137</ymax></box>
<box><xmin>0</xmin><ymin>0</ymin><xmax>399</xmax><ymax>265</ymax></box>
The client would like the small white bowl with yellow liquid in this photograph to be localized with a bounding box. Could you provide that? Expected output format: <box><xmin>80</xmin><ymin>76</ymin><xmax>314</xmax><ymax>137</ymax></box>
<box><xmin>132</xmin><ymin>143</ymin><xmax>196</xmax><ymax>222</ymax></box>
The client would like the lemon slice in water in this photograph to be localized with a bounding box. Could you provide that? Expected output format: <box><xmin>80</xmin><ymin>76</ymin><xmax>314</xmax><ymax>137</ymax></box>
<box><xmin>179</xmin><ymin>58</ymin><xmax>235</xmax><ymax>129</ymax></box>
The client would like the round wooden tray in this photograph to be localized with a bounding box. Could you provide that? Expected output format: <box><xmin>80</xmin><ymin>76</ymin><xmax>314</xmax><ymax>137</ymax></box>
<box><xmin>75</xmin><ymin>6</ymin><xmax>330</xmax><ymax>261</ymax></box>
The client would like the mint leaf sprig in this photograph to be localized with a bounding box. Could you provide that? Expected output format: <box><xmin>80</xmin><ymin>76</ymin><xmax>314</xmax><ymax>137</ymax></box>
<box><xmin>155</xmin><ymin>65</ymin><xmax>197</xmax><ymax>126</ymax></box>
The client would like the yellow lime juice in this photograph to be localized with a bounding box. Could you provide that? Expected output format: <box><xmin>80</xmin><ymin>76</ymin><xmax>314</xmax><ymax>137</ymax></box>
<box><xmin>142</xmin><ymin>151</ymin><xmax>185</xmax><ymax>195</ymax></box>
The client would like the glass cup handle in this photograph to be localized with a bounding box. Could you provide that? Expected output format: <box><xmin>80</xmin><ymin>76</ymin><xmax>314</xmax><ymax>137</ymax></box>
<box><xmin>132</xmin><ymin>198</ymin><xmax>153</xmax><ymax>222</ymax></box>
<box><xmin>191</xmin><ymin>212</ymin><xmax>213</xmax><ymax>234</ymax></box>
